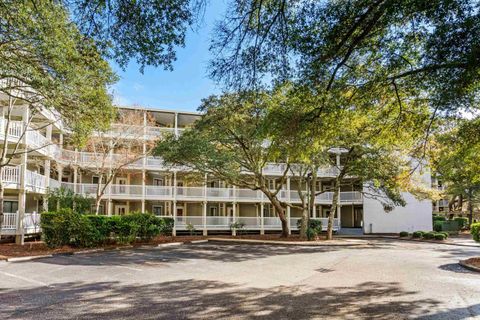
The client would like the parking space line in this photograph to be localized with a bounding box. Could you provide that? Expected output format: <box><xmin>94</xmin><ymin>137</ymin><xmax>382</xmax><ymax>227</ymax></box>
<box><xmin>0</xmin><ymin>270</ymin><xmax>51</xmax><ymax>287</ymax></box>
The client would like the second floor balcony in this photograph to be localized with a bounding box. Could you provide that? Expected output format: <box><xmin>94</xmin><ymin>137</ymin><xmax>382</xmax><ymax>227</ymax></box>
<box><xmin>61</xmin><ymin>182</ymin><xmax>363</xmax><ymax>204</ymax></box>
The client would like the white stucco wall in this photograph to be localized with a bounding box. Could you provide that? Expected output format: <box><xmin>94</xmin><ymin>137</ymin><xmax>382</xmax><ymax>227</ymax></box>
<box><xmin>362</xmin><ymin>166</ymin><xmax>433</xmax><ymax>234</ymax></box>
<box><xmin>363</xmin><ymin>192</ymin><xmax>433</xmax><ymax>234</ymax></box>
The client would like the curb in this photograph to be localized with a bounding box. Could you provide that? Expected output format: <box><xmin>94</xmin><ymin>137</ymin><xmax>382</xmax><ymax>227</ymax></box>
<box><xmin>157</xmin><ymin>242</ymin><xmax>183</xmax><ymax>247</ymax></box>
<box><xmin>207</xmin><ymin>237</ymin><xmax>367</xmax><ymax>247</ymax></box>
<box><xmin>73</xmin><ymin>248</ymin><xmax>105</xmax><ymax>255</ymax></box>
<box><xmin>459</xmin><ymin>259</ymin><xmax>480</xmax><ymax>273</ymax></box>
<box><xmin>190</xmin><ymin>240</ymin><xmax>209</xmax><ymax>244</ymax></box>
<box><xmin>7</xmin><ymin>254</ymin><xmax>53</xmax><ymax>262</ymax></box>
<box><xmin>381</xmin><ymin>236</ymin><xmax>480</xmax><ymax>248</ymax></box>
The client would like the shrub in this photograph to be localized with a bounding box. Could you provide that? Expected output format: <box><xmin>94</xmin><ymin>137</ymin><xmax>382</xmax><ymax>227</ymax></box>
<box><xmin>42</xmin><ymin>211</ymin><xmax>172</xmax><ymax>248</ymax></box>
<box><xmin>412</xmin><ymin>231</ymin><xmax>424</xmax><ymax>238</ymax></box>
<box><xmin>439</xmin><ymin>231</ymin><xmax>449</xmax><ymax>239</ymax></box>
<box><xmin>433</xmin><ymin>221</ymin><xmax>443</xmax><ymax>232</ymax></box>
<box><xmin>434</xmin><ymin>233</ymin><xmax>446</xmax><ymax>240</ymax></box>
<box><xmin>297</xmin><ymin>218</ymin><xmax>322</xmax><ymax>240</ymax></box>
<box><xmin>453</xmin><ymin>217</ymin><xmax>469</xmax><ymax>229</ymax></box>
<box><xmin>433</xmin><ymin>215</ymin><xmax>446</xmax><ymax>222</ymax></box>
<box><xmin>399</xmin><ymin>231</ymin><xmax>409</xmax><ymax>237</ymax></box>
<box><xmin>471</xmin><ymin>223</ymin><xmax>480</xmax><ymax>242</ymax></box>
<box><xmin>423</xmin><ymin>231</ymin><xmax>436</xmax><ymax>240</ymax></box>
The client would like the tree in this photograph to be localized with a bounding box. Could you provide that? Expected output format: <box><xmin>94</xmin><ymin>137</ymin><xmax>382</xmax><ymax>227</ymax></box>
<box><xmin>209</xmin><ymin>0</ymin><xmax>480</xmax><ymax>116</ymax></box>
<box><xmin>265</xmin><ymin>84</ymin><xmax>433</xmax><ymax>239</ymax></box>
<box><xmin>156</xmin><ymin>91</ymin><xmax>294</xmax><ymax>237</ymax></box>
<box><xmin>78</xmin><ymin>109</ymin><xmax>156</xmax><ymax>215</ymax></box>
<box><xmin>46</xmin><ymin>187</ymin><xmax>92</xmax><ymax>213</ymax></box>
<box><xmin>0</xmin><ymin>2</ymin><xmax>116</xmax><ymax>230</ymax></box>
<box><xmin>431</xmin><ymin>118</ymin><xmax>480</xmax><ymax>226</ymax></box>
<box><xmin>65</xmin><ymin>0</ymin><xmax>207</xmax><ymax>71</ymax></box>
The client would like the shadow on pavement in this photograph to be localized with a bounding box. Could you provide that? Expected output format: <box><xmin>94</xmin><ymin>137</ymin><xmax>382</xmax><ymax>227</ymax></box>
<box><xmin>29</xmin><ymin>242</ymin><xmax>390</xmax><ymax>267</ymax></box>
<box><xmin>0</xmin><ymin>280</ymin><xmax>442</xmax><ymax>319</ymax></box>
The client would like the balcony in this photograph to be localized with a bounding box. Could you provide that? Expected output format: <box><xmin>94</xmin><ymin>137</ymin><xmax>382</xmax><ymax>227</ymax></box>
<box><xmin>0</xmin><ymin>166</ymin><xmax>53</xmax><ymax>193</ymax></box>
<box><xmin>0</xmin><ymin>212</ymin><xmax>41</xmax><ymax>235</ymax></box>
<box><xmin>173</xmin><ymin>216</ymin><xmax>340</xmax><ymax>231</ymax></box>
<box><xmin>65</xmin><ymin>183</ymin><xmax>363</xmax><ymax>204</ymax></box>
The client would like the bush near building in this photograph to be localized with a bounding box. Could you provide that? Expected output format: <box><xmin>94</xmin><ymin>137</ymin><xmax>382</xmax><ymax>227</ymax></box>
<box><xmin>472</xmin><ymin>223</ymin><xmax>480</xmax><ymax>242</ymax></box>
<box><xmin>296</xmin><ymin>219</ymin><xmax>322</xmax><ymax>240</ymax></box>
<box><xmin>41</xmin><ymin>209</ymin><xmax>174</xmax><ymax>248</ymax></box>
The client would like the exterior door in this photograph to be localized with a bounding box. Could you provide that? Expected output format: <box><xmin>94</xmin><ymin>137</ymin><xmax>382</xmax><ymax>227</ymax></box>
<box><xmin>176</xmin><ymin>181</ymin><xmax>184</xmax><ymax>195</ymax></box>
<box><xmin>227</xmin><ymin>207</ymin><xmax>234</xmax><ymax>217</ymax></box>
<box><xmin>116</xmin><ymin>177</ymin><xmax>127</xmax><ymax>194</ymax></box>
<box><xmin>115</xmin><ymin>205</ymin><xmax>127</xmax><ymax>215</ymax></box>
<box><xmin>354</xmin><ymin>208</ymin><xmax>363</xmax><ymax>228</ymax></box>
<box><xmin>177</xmin><ymin>207</ymin><xmax>184</xmax><ymax>217</ymax></box>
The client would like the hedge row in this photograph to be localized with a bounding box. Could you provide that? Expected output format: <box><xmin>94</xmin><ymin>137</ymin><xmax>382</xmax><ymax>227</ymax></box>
<box><xmin>41</xmin><ymin>209</ymin><xmax>174</xmax><ymax>248</ymax></box>
<box><xmin>472</xmin><ymin>223</ymin><xmax>480</xmax><ymax>242</ymax></box>
<box><xmin>409</xmin><ymin>230</ymin><xmax>449</xmax><ymax>240</ymax></box>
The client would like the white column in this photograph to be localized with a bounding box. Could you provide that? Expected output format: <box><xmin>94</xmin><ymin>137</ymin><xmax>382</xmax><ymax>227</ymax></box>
<box><xmin>313</xmin><ymin>204</ymin><xmax>317</xmax><ymax>218</ymax></box>
<box><xmin>260</xmin><ymin>202</ymin><xmax>265</xmax><ymax>235</ymax></box>
<box><xmin>202</xmin><ymin>201</ymin><xmax>207</xmax><ymax>236</ymax></box>
<box><xmin>141</xmin><ymin>170</ymin><xmax>146</xmax><ymax>212</ymax></box>
<box><xmin>43</xmin><ymin>159</ymin><xmax>50</xmax><ymax>211</ymax></box>
<box><xmin>287</xmin><ymin>177</ymin><xmax>291</xmax><ymax>234</ymax></box>
<box><xmin>16</xmin><ymin>107</ymin><xmax>29</xmax><ymax>245</ymax></box>
<box><xmin>174</xmin><ymin>113</ymin><xmax>179</xmax><ymax>137</ymax></box>
<box><xmin>232</xmin><ymin>196</ymin><xmax>237</xmax><ymax>236</ymax></box>
<box><xmin>203</xmin><ymin>174</ymin><xmax>207</xmax><ymax>235</ymax></box>
<box><xmin>172</xmin><ymin>171</ymin><xmax>177</xmax><ymax>236</ymax></box>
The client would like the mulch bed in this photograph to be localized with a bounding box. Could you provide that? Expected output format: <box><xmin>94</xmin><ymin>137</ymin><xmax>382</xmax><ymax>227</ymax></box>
<box><xmin>0</xmin><ymin>235</ymin><xmax>209</xmax><ymax>259</ymax></box>
<box><xmin>0</xmin><ymin>234</ymin><xmax>319</xmax><ymax>258</ymax></box>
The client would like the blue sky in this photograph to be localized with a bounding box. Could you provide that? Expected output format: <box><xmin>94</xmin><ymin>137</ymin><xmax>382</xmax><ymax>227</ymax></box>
<box><xmin>111</xmin><ymin>1</ymin><xmax>227</xmax><ymax>112</ymax></box>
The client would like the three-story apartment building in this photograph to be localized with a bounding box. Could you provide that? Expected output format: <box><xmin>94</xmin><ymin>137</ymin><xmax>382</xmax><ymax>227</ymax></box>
<box><xmin>0</xmin><ymin>104</ymin><xmax>433</xmax><ymax>243</ymax></box>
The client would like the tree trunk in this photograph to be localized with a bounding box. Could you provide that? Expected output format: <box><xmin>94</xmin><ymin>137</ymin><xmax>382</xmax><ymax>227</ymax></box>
<box><xmin>327</xmin><ymin>182</ymin><xmax>340</xmax><ymax>240</ymax></box>
<box><xmin>299</xmin><ymin>207</ymin><xmax>309</xmax><ymax>238</ymax></box>
<box><xmin>467</xmin><ymin>189</ymin><xmax>473</xmax><ymax>227</ymax></box>
<box><xmin>270</xmin><ymin>197</ymin><xmax>289</xmax><ymax>237</ymax></box>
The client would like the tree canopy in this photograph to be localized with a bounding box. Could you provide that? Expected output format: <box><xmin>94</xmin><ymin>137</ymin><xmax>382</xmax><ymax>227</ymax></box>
<box><xmin>0</xmin><ymin>1</ymin><xmax>117</xmax><ymax>142</ymax></box>
<box><xmin>210</xmin><ymin>0</ymin><xmax>480</xmax><ymax>115</ymax></box>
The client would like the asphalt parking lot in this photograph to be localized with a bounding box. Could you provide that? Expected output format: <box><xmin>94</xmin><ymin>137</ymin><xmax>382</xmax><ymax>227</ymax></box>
<box><xmin>0</xmin><ymin>239</ymin><xmax>479</xmax><ymax>319</ymax></box>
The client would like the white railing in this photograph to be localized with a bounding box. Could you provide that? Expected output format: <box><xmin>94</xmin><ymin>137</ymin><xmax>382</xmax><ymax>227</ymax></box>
<box><xmin>206</xmin><ymin>188</ymin><xmax>234</xmax><ymax>199</ymax></box>
<box><xmin>61</xmin><ymin>183</ymin><xmax>363</xmax><ymax>204</ymax></box>
<box><xmin>1</xmin><ymin>212</ymin><xmax>17</xmax><ymax>230</ymax></box>
<box><xmin>1</xmin><ymin>166</ymin><xmax>20</xmax><ymax>185</ymax></box>
<box><xmin>26</xmin><ymin>170</ymin><xmax>47</xmax><ymax>191</ymax></box>
<box><xmin>175</xmin><ymin>216</ymin><xmax>203</xmax><ymax>228</ymax></box>
<box><xmin>236</xmin><ymin>189</ymin><xmax>261</xmax><ymax>200</ymax></box>
<box><xmin>146</xmin><ymin>186</ymin><xmax>172</xmax><ymax>198</ymax></box>
<box><xmin>110</xmin><ymin>184</ymin><xmax>143</xmax><ymax>197</ymax></box>
<box><xmin>0</xmin><ymin>212</ymin><xmax>41</xmax><ymax>234</ymax></box>
<box><xmin>0</xmin><ymin>119</ymin><xmax>23</xmax><ymax>138</ymax></box>
<box><xmin>236</xmin><ymin>216</ymin><xmax>262</xmax><ymax>228</ymax></box>
<box><xmin>311</xmin><ymin>217</ymin><xmax>340</xmax><ymax>231</ymax></box>
<box><xmin>263</xmin><ymin>216</ymin><xmax>283</xmax><ymax>229</ymax></box>
<box><xmin>49</xmin><ymin>179</ymin><xmax>61</xmax><ymax>190</ymax></box>
<box><xmin>176</xmin><ymin>187</ymin><xmax>205</xmax><ymax>199</ymax></box>
<box><xmin>24</xmin><ymin>212</ymin><xmax>41</xmax><ymax>233</ymax></box>
<box><xmin>206</xmin><ymin>216</ymin><xmax>232</xmax><ymax>229</ymax></box>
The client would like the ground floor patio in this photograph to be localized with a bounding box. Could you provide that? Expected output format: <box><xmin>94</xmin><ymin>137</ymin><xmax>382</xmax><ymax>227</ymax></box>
<box><xmin>0</xmin><ymin>239</ymin><xmax>479</xmax><ymax>319</ymax></box>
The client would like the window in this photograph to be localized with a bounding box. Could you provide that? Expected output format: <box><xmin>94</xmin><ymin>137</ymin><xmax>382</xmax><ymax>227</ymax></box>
<box><xmin>322</xmin><ymin>182</ymin><xmax>333</xmax><ymax>191</ymax></box>
<box><xmin>153</xmin><ymin>178</ymin><xmax>164</xmax><ymax>186</ymax></box>
<box><xmin>152</xmin><ymin>205</ymin><xmax>164</xmax><ymax>216</ymax></box>
<box><xmin>209</xmin><ymin>206</ymin><xmax>218</xmax><ymax>216</ymax></box>
<box><xmin>209</xmin><ymin>180</ymin><xmax>217</xmax><ymax>188</ymax></box>
<box><xmin>268</xmin><ymin>179</ymin><xmax>276</xmax><ymax>190</ymax></box>
<box><xmin>3</xmin><ymin>201</ymin><xmax>18</xmax><ymax>213</ymax></box>
<box><xmin>92</xmin><ymin>176</ymin><xmax>100</xmax><ymax>184</ymax></box>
